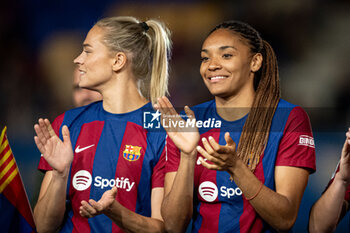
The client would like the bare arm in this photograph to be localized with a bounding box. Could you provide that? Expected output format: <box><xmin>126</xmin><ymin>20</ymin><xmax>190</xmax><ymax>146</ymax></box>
<box><xmin>161</xmin><ymin>152</ymin><xmax>196</xmax><ymax>233</ymax></box>
<box><xmin>34</xmin><ymin>171</ymin><xmax>69</xmax><ymax>233</ymax></box>
<box><xmin>33</xmin><ymin>119</ymin><xmax>73</xmax><ymax>233</ymax></box>
<box><xmin>80</xmin><ymin>187</ymin><xmax>165</xmax><ymax>233</ymax></box>
<box><xmin>234</xmin><ymin>164</ymin><xmax>308</xmax><ymax>231</ymax></box>
<box><xmin>309</xmin><ymin>129</ymin><xmax>350</xmax><ymax>233</ymax></box>
<box><xmin>199</xmin><ymin>133</ymin><xmax>310</xmax><ymax>232</ymax></box>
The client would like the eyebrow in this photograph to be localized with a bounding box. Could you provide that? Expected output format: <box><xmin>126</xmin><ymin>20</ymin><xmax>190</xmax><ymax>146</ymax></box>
<box><xmin>220</xmin><ymin>46</ymin><xmax>237</xmax><ymax>51</ymax></box>
<box><xmin>201</xmin><ymin>46</ymin><xmax>237</xmax><ymax>53</ymax></box>
<box><xmin>83</xmin><ymin>43</ymin><xmax>92</xmax><ymax>48</ymax></box>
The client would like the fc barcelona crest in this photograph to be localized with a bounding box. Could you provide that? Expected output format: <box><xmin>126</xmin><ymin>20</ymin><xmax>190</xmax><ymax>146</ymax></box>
<box><xmin>123</xmin><ymin>145</ymin><xmax>142</xmax><ymax>161</ymax></box>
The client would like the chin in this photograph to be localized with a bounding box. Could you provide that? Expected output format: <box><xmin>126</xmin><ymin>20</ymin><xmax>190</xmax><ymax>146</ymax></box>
<box><xmin>208</xmin><ymin>88</ymin><xmax>227</xmax><ymax>97</ymax></box>
<box><xmin>79</xmin><ymin>82</ymin><xmax>92</xmax><ymax>90</ymax></box>
<box><xmin>78</xmin><ymin>81</ymin><xmax>87</xmax><ymax>88</ymax></box>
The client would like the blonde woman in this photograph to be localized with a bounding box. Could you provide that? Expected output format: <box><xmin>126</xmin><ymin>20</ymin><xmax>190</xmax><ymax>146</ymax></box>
<box><xmin>34</xmin><ymin>16</ymin><xmax>171</xmax><ymax>233</ymax></box>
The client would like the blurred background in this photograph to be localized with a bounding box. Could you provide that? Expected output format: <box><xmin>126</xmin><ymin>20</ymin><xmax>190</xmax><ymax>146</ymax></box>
<box><xmin>1</xmin><ymin>0</ymin><xmax>349</xmax><ymax>232</ymax></box>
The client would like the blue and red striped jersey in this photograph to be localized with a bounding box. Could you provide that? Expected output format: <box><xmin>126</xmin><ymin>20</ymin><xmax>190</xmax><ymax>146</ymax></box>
<box><xmin>38</xmin><ymin>101</ymin><xmax>166</xmax><ymax>233</ymax></box>
<box><xmin>166</xmin><ymin>99</ymin><xmax>316</xmax><ymax>233</ymax></box>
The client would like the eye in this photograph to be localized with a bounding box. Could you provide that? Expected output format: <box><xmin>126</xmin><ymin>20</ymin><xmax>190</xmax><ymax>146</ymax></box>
<box><xmin>200</xmin><ymin>56</ymin><xmax>209</xmax><ymax>62</ymax></box>
<box><xmin>222</xmin><ymin>54</ymin><xmax>232</xmax><ymax>59</ymax></box>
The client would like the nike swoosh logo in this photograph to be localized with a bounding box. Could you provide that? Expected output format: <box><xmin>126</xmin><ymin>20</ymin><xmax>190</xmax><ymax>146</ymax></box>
<box><xmin>75</xmin><ymin>144</ymin><xmax>95</xmax><ymax>153</ymax></box>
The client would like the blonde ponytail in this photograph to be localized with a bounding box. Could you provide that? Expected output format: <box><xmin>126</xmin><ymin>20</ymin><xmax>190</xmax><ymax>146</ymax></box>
<box><xmin>146</xmin><ymin>20</ymin><xmax>172</xmax><ymax>104</ymax></box>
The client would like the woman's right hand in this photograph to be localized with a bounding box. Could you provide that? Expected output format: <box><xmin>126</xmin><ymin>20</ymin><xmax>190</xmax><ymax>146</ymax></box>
<box><xmin>34</xmin><ymin>118</ymin><xmax>73</xmax><ymax>176</ymax></box>
<box><xmin>338</xmin><ymin>128</ymin><xmax>350</xmax><ymax>186</ymax></box>
<box><xmin>154</xmin><ymin>96</ymin><xmax>200</xmax><ymax>155</ymax></box>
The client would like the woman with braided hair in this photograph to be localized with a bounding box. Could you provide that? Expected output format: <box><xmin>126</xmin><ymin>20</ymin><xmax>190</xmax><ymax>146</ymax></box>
<box><xmin>34</xmin><ymin>16</ymin><xmax>171</xmax><ymax>233</ymax></box>
<box><xmin>156</xmin><ymin>20</ymin><xmax>315</xmax><ymax>232</ymax></box>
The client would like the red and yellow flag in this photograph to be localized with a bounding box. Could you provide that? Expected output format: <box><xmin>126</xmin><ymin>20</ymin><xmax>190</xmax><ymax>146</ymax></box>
<box><xmin>0</xmin><ymin>126</ymin><xmax>36</xmax><ymax>232</ymax></box>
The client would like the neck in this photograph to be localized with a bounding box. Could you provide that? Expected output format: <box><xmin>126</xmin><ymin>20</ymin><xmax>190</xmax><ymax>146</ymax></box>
<box><xmin>215</xmin><ymin>87</ymin><xmax>255</xmax><ymax>121</ymax></box>
<box><xmin>100</xmin><ymin>74</ymin><xmax>148</xmax><ymax>114</ymax></box>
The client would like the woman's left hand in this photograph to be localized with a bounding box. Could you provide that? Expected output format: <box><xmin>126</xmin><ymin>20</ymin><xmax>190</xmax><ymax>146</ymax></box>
<box><xmin>197</xmin><ymin>132</ymin><xmax>238</xmax><ymax>172</ymax></box>
<box><xmin>79</xmin><ymin>187</ymin><xmax>118</xmax><ymax>218</ymax></box>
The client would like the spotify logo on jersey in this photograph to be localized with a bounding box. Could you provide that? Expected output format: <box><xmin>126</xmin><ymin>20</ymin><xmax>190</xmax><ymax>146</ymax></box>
<box><xmin>199</xmin><ymin>181</ymin><xmax>218</xmax><ymax>202</ymax></box>
<box><xmin>72</xmin><ymin>170</ymin><xmax>92</xmax><ymax>191</ymax></box>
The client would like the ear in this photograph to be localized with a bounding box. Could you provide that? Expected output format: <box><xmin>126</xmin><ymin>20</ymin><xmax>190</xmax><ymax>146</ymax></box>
<box><xmin>250</xmin><ymin>53</ymin><xmax>263</xmax><ymax>72</ymax></box>
<box><xmin>112</xmin><ymin>52</ymin><xmax>128</xmax><ymax>72</ymax></box>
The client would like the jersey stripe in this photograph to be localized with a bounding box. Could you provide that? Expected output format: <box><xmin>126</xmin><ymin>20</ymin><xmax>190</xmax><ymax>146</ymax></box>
<box><xmin>198</xmin><ymin>196</ymin><xmax>221</xmax><ymax>233</ymax></box>
<box><xmin>87</xmin><ymin>119</ymin><xmax>123</xmax><ymax>232</ymax></box>
<box><xmin>112</xmin><ymin>121</ymin><xmax>148</xmax><ymax>232</ymax></box>
<box><xmin>69</xmin><ymin>121</ymin><xmax>105</xmax><ymax>233</ymax></box>
<box><xmin>239</xmin><ymin>154</ymin><xmax>265</xmax><ymax>233</ymax></box>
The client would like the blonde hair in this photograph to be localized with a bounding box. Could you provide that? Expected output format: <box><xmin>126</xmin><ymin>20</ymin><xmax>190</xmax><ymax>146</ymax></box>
<box><xmin>95</xmin><ymin>16</ymin><xmax>172</xmax><ymax>104</ymax></box>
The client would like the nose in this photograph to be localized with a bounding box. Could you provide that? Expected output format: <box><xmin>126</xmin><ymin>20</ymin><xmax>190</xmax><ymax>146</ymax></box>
<box><xmin>208</xmin><ymin>58</ymin><xmax>221</xmax><ymax>71</ymax></box>
<box><xmin>74</xmin><ymin>52</ymin><xmax>84</xmax><ymax>65</ymax></box>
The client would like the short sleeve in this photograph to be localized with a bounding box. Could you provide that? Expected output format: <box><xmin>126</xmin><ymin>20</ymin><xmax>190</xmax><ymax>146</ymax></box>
<box><xmin>152</xmin><ymin>145</ymin><xmax>166</xmax><ymax>188</ymax></box>
<box><xmin>165</xmin><ymin>135</ymin><xmax>181</xmax><ymax>173</ymax></box>
<box><xmin>275</xmin><ymin>106</ymin><xmax>316</xmax><ymax>173</ymax></box>
<box><xmin>37</xmin><ymin>113</ymin><xmax>65</xmax><ymax>172</ymax></box>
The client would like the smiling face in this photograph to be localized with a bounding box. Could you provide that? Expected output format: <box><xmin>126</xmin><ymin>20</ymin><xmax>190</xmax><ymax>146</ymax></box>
<box><xmin>73</xmin><ymin>26</ymin><xmax>115</xmax><ymax>91</ymax></box>
<box><xmin>200</xmin><ymin>29</ymin><xmax>260</xmax><ymax>100</ymax></box>
<box><xmin>72</xmin><ymin>67</ymin><xmax>102</xmax><ymax>107</ymax></box>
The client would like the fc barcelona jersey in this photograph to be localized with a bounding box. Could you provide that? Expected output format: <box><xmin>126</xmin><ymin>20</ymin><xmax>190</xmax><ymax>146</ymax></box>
<box><xmin>38</xmin><ymin>101</ymin><xmax>166</xmax><ymax>233</ymax></box>
<box><xmin>166</xmin><ymin>99</ymin><xmax>316</xmax><ymax>233</ymax></box>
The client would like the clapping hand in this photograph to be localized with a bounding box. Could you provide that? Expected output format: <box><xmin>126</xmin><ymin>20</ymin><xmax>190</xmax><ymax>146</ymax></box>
<box><xmin>197</xmin><ymin>132</ymin><xmax>238</xmax><ymax>172</ymax></box>
<box><xmin>338</xmin><ymin>128</ymin><xmax>350</xmax><ymax>186</ymax></box>
<box><xmin>79</xmin><ymin>187</ymin><xmax>118</xmax><ymax>218</ymax></box>
<box><xmin>34</xmin><ymin>118</ymin><xmax>73</xmax><ymax>176</ymax></box>
<box><xmin>154</xmin><ymin>96</ymin><xmax>200</xmax><ymax>155</ymax></box>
